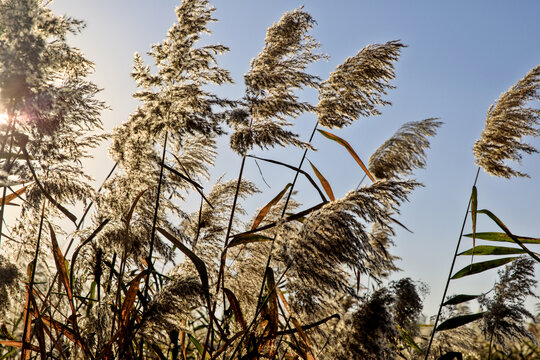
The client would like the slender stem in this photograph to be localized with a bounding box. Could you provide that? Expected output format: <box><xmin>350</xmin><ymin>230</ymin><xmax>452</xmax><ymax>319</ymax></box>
<box><xmin>228</xmin><ymin>121</ymin><xmax>320</xmax><ymax>360</ymax></box>
<box><xmin>0</xmin><ymin>110</ymin><xmax>16</xmax><ymax>246</ymax></box>
<box><xmin>251</xmin><ymin>120</ymin><xmax>320</xmax><ymax>328</ymax></box>
<box><xmin>203</xmin><ymin>154</ymin><xmax>248</xmax><ymax>359</ymax></box>
<box><xmin>488</xmin><ymin>330</ymin><xmax>495</xmax><ymax>360</ymax></box>
<box><xmin>60</xmin><ymin>161</ymin><xmax>118</xmax><ymax>258</ymax></box>
<box><xmin>424</xmin><ymin>167</ymin><xmax>480</xmax><ymax>359</ymax></box>
<box><xmin>280</xmin><ymin>120</ymin><xmax>319</xmax><ymax>217</ymax></box>
<box><xmin>228</xmin><ymin>263</ymin><xmax>291</xmax><ymax>360</ymax></box>
<box><xmin>222</xmin><ymin>156</ymin><xmax>247</xmax><ymax>251</ymax></box>
<box><xmin>21</xmin><ymin>200</ymin><xmax>46</xmax><ymax>358</ymax></box>
<box><xmin>143</xmin><ymin>131</ymin><xmax>168</xmax><ymax>306</ymax></box>
<box><xmin>76</xmin><ymin>161</ymin><xmax>118</xmax><ymax>230</ymax></box>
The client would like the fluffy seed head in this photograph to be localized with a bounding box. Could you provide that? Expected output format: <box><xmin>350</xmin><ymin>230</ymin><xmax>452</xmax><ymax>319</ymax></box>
<box><xmin>369</xmin><ymin>118</ymin><xmax>442</xmax><ymax>180</ymax></box>
<box><xmin>473</xmin><ymin>64</ymin><xmax>540</xmax><ymax>178</ymax></box>
<box><xmin>317</xmin><ymin>40</ymin><xmax>406</xmax><ymax>129</ymax></box>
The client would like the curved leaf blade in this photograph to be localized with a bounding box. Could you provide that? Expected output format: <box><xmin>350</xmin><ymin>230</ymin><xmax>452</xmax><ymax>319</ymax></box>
<box><xmin>252</xmin><ymin>183</ymin><xmax>291</xmax><ymax>230</ymax></box>
<box><xmin>19</xmin><ymin>143</ymin><xmax>76</xmax><ymax>223</ymax></box>
<box><xmin>442</xmin><ymin>294</ymin><xmax>480</xmax><ymax>306</ymax></box>
<box><xmin>126</xmin><ymin>189</ymin><xmax>147</xmax><ymax>227</ymax></box>
<box><xmin>48</xmin><ymin>224</ymin><xmax>75</xmax><ymax>314</ymax></box>
<box><xmin>451</xmin><ymin>257</ymin><xmax>517</xmax><ymax>279</ymax></box>
<box><xmin>317</xmin><ymin>129</ymin><xmax>375</xmax><ymax>182</ymax></box>
<box><xmin>157</xmin><ymin>227</ymin><xmax>210</xmax><ymax>304</ymax></box>
<box><xmin>463</xmin><ymin>232</ymin><xmax>540</xmax><ymax>244</ymax></box>
<box><xmin>227</xmin><ymin>234</ymin><xmax>273</xmax><ymax>249</ymax></box>
<box><xmin>247</xmin><ymin>155</ymin><xmax>328</xmax><ymax>202</ymax></box>
<box><xmin>0</xmin><ymin>184</ymin><xmax>30</xmax><ymax>205</ymax></box>
<box><xmin>458</xmin><ymin>245</ymin><xmax>527</xmax><ymax>256</ymax></box>
<box><xmin>121</xmin><ymin>270</ymin><xmax>147</xmax><ymax>326</ymax></box>
<box><xmin>308</xmin><ymin>160</ymin><xmax>335</xmax><ymax>201</ymax></box>
<box><xmin>223</xmin><ymin>288</ymin><xmax>247</xmax><ymax>331</ymax></box>
<box><xmin>477</xmin><ymin>209</ymin><xmax>540</xmax><ymax>262</ymax></box>
<box><xmin>398</xmin><ymin>326</ymin><xmax>424</xmax><ymax>355</ymax></box>
<box><xmin>435</xmin><ymin>312</ymin><xmax>485</xmax><ymax>331</ymax></box>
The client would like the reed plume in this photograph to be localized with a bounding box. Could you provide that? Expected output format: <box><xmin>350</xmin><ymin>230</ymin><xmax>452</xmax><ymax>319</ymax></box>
<box><xmin>473</xmin><ymin>64</ymin><xmax>540</xmax><ymax>178</ymax></box>
<box><xmin>369</xmin><ymin>118</ymin><xmax>442</xmax><ymax>180</ymax></box>
<box><xmin>229</xmin><ymin>8</ymin><xmax>324</xmax><ymax>154</ymax></box>
<box><xmin>317</xmin><ymin>40</ymin><xmax>405</xmax><ymax>129</ymax></box>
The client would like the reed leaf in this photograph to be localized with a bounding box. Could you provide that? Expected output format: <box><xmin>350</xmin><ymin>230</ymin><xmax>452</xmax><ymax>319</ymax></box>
<box><xmin>263</xmin><ymin>268</ymin><xmax>279</xmax><ymax>339</ymax></box>
<box><xmin>458</xmin><ymin>245</ymin><xmax>527</xmax><ymax>256</ymax></box>
<box><xmin>477</xmin><ymin>209</ymin><xmax>540</xmax><ymax>262</ymax></box>
<box><xmin>442</xmin><ymin>294</ymin><xmax>481</xmax><ymax>306</ymax></box>
<box><xmin>121</xmin><ymin>270</ymin><xmax>147</xmax><ymax>326</ymax></box>
<box><xmin>0</xmin><ymin>340</ymin><xmax>40</xmax><ymax>352</ymax></box>
<box><xmin>247</xmin><ymin>155</ymin><xmax>328</xmax><ymax>202</ymax></box>
<box><xmin>157</xmin><ymin>227</ymin><xmax>210</xmax><ymax>305</ymax></box>
<box><xmin>398</xmin><ymin>326</ymin><xmax>424</xmax><ymax>355</ymax></box>
<box><xmin>308</xmin><ymin>160</ymin><xmax>335</xmax><ymax>201</ymax></box>
<box><xmin>252</xmin><ymin>183</ymin><xmax>292</xmax><ymax>230</ymax></box>
<box><xmin>226</xmin><ymin>234</ymin><xmax>273</xmax><ymax>249</ymax></box>
<box><xmin>223</xmin><ymin>288</ymin><xmax>247</xmax><ymax>331</ymax></box>
<box><xmin>463</xmin><ymin>232</ymin><xmax>540</xmax><ymax>244</ymax></box>
<box><xmin>19</xmin><ymin>143</ymin><xmax>77</xmax><ymax>223</ymax></box>
<box><xmin>0</xmin><ymin>184</ymin><xmax>30</xmax><ymax>205</ymax></box>
<box><xmin>188</xmin><ymin>334</ymin><xmax>210</xmax><ymax>360</ymax></box>
<box><xmin>277</xmin><ymin>288</ymin><xmax>316</xmax><ymax>360</ymax></box>
<box><xmin>435</xmin><ymin>312</ymin><xmax>485</xmax><ymax>331</ymax></box>
<box><xmin>470</xmin><ymin>186</ymin><xmax>478</xmax><ymax>261</ymax></box>
<box><xmin>48</xmin><ymin>224</ymin><xmax>75</xmax><ymax>316</ymax></box>
<box><xmin>317</xmin><ymin>129</ymin><xmax>375</xmax><ymax>182</ymax></box>
<box><xmin>451</xmin><ymin>257</ymin><xmax>517</xmax><ymax>279</ymax></box>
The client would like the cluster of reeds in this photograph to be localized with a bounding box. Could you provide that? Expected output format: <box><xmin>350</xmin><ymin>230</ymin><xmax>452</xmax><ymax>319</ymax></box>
<box><xmin>424</xmin><ymin>66</ymin><xmax>540</xmax><ymax>359</ymax></box>
<box><xmin>0</xmin><ymin>0</ymin><xmax>538</xmax><ymax>359</ymax></box>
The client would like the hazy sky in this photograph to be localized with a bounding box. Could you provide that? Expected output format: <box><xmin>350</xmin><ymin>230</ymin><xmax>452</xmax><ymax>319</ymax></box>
<box><xmin>48</xmin><ymin>0</ymin><xmax>540</xmax><ymax>316</ymax></box>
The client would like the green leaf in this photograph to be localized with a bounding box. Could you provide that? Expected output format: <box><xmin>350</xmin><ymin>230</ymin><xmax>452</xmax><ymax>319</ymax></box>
<box><xmin>451</xmin><ymin>257</ymin><xmax>517</xmax><ymax>279</ymax></box>
<box><xmin>435</xmin><ymin>312</ymin><xmax>485</xmax><ymax>331</ymax></box>
<box><xmin>477</xmin><ymin>209</ymin><xmax>540</xmax><ymax>262</ymax></box>
<box><xmin>227</xmin><ymin>234</ymin><xmax>273</xmax><ymax>249</ymax></box>
<box><xmin>188</xmin><ymin>334</ymin><xmax>210</xmax><ymax>360</ymax></box>
<box><xmin>317</xmin><ymin>129</ymin><xmax>375</xmax><ymax>182</ymax></box>
<box><xmin>86</xmin><ymin>281</ymin><xmax>96</xmax><ymax>316</ymax></box>
<box><xmin>442</xmin><ymin>294</ymin><xmax>480</xmax><ymax>306</ymax></box>
<box><xmin>398</xmin><ymin>326</ymin><xmax>424</xmax><ymax>355</ymax></box>
<box><xmin>463</xmin><ymin>232</ymin><xmax>540</xmax><ymax>244</ymax></box>
<box><xmin>308</xmin><ymin>160</ymin><xmax>335</xmax><ymax>201</ymax></box>
<box><xmin>458</xmin><ymin>245</ymin><xmax>527</xmax><ymax>256</ymax></box>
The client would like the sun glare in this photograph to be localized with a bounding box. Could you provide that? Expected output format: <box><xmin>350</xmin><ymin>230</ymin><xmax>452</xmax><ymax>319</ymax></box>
<box><xmin>0</xmin><ymin>112</ymin><xmax>8</xmax><ymax>125</ymax></box>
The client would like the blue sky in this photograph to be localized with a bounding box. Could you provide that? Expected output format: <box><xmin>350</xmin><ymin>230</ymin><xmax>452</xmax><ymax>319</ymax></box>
<box><xmin>49</xmin><ymin>0</ymin><xmax>540</xmax><ymax>316</ymax></box>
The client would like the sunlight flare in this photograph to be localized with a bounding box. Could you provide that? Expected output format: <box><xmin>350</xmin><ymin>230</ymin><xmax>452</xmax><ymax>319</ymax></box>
<box><xmin>0</xmin><ymin>112</ymin><xmax>8</xmax><ymax>125</ymax></box>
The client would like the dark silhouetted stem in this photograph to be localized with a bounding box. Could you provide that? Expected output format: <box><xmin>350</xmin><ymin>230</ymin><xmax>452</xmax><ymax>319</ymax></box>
<box><xmin>143</xmin><ymin>131</ymin><xmax>168</xmax><ymax>306</ymax></box>
<box><xmin>424</xmin><ymin>167</ymin><xmax>480</xmax><ymax>359</ymax></box>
